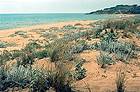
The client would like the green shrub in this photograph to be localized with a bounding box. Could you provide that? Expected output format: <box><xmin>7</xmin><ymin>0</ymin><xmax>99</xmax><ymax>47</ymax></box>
<box><xmin>0</xmin><ymin>50</ymin><xmax>12</xmax><ymax>65</ymax></box>
<box><xmin>16</xmin><ymin>52</ymin><xmax>34</xmax><ymax>67</ymax></box>
<box><xmin>34</xmin><ymin>50</ymin><xmax>48</xmax><ymax>59</ymax></box>
<box><xmin>46</xmin><ymin>62</ymin><xmax>74</xmax><ymax>92</ymax></box>
<box><xmin>96</xmin><ymin>39</ymin><xmax>137</xmax><ymax>62</ymax></box>
<box><xmin>101</xmin><ymin>30</ymin><xmax>118</xmax><ymax>42</ymax></box>
<box><xmin>40</xmin><ymin>32</ymin><xmax>58</xmax><ymax>40</ymax></box>
<box><xmin>93</xmin><ymin>28</ymin><xmax>103</xmax><ymax>38</ymax></box>
<box><xmin>71</xmin><ymin>43</ymin><xmax>87</xmax><ymax>53</ymax></box>
<box><xmin>63</xmin><ymin>25</ymin><xmax>78</xmax><ymax>30</ymax></box>
<box><xmin>4</xmin><ymin>65</ymin><xmax>49</xmax><ymax>91</ymax></box>
<box><xmin>0</xmin><ymin>41</ymin><xmax>8</xmax><ymax>48</ymax></box>
<box><xmin>97</xmin><ymin>52</ymin><xmax>115</xmax><ymax>68</ymax></box>
<box><xmin>14</xmin><ymin>31</ymin><xmax>28</xmax><ymax>38</ymax></box>
<box><xmin>24</xmin><ymin>41</ymin><xmax>41</xmax><ymax>52</ymax></box>
<box><xmin>73</xmin><ymin>59</ymin><xmax>86</xmax><ymax>80</ymax></box>
<box><xmin>10</xmin><ymin>50</ymin><xmax>23</xmax><ymax>60</ymax></box>
<box><xmin>7</xmin><ymin>65</ymin><xmax>32</xmax><ymax>87</ymax></box>
<box><xmin>0</xmin><ymin>66</ymin><xmax>7</xmax><ymax>91</ymax></box>
<box><xmin>46</xmin><ymin>40</ymin><xmax>73</xmax><ymax>62</ymax></box>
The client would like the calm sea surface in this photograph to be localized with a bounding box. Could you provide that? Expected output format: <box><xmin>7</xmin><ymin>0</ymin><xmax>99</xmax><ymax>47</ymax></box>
<box><xmin>0</xmin><ymin>13</ymin><xmax>117</xmax><ymax>30</ymax></box>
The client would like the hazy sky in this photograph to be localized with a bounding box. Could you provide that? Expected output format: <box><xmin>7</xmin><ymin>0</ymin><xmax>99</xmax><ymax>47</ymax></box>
<box><xmin>0</xmin><ymin>0</ymin><xmax>140</xmax><ymax>13</ymax></box>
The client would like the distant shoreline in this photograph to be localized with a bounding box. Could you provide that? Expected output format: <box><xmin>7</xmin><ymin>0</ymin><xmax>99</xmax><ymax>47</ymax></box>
<box><xmin>0</xmin><ymin>20</ymin><xmax>95</xmax><ymax>36</ymax></box>
<box><xmin>0</xmin><ymin>14</ymin><xmax>136</xmax><ymax>36</ymax></box>
<box><xmin>0</xmin><ymin>14</ymin><xmax>120</xmax><ymax>30</ymax></box>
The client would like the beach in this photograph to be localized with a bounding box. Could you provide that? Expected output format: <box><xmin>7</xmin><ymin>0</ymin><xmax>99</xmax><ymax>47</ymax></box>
<box><xmin>0</xmin><ymin>18</ymin><xmax>140</xmax><ymax>92</ymax></box>
<box><xmin>0</xmin><ymin>20</ymin><xmax>94</xmax><ymax>36</ymax></box>
<box><xmin>0</xmin><ymin>20</ymin><xmax>95</xmax><ymax>51</ymax></box>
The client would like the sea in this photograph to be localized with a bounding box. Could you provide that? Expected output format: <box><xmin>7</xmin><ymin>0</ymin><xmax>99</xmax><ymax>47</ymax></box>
<box><xmin>0</xmin><ymin>13</ymin><xmax>117</xmax><ymax>30</ymax></box>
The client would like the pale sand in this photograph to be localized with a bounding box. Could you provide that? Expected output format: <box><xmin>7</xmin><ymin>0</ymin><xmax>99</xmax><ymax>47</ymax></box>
<box><xmin>0</xmin><ymin>20</ymin><xmax>94</xmax><ymax>36</ymax></box>
<box><xmin>1</xmin><ymin>19</ymin><xmax>140</xmax><ymax>92</ymax></box>
<box><xmin>0</xmin><ymin>20</ymin><xmax>95</xmax><ymax>51</ymax></box>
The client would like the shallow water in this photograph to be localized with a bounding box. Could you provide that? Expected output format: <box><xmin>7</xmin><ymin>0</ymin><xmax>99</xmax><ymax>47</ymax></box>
<box><xmin>0</xmin><ymin>13</ymin><xmax>117</xmax><ymax>30</ymax></box>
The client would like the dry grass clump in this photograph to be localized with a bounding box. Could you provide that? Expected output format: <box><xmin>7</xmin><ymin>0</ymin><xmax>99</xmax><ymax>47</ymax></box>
<box><xmin>116</xmin><ymin>69</ymin><xmax>126</xmax><ymax>92</ymax></box>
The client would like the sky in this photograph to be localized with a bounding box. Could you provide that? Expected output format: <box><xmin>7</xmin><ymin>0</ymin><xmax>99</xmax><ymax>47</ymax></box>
<box><xmin>0</xmin><ymin>0</ymin><xmax>140</xmax><ymax>13</ymax></box>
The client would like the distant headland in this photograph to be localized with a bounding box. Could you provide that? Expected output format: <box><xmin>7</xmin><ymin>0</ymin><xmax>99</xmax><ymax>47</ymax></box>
<box><xmin>87</xmin><ymin>4</ymin><xmax>140</xmax><ymax>14</ymax></box>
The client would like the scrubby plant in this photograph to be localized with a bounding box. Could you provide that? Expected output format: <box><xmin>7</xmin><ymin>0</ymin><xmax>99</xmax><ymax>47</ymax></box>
<box><xmin>97</xmin><ymin>52</ymin><xmax>115</xmax><ymax>68</ymax></box>
<box><xmin>16</xmin><ymin>52</ymin><xmax>34</xmax><ymax>67</ymax></box>
<box><xmin>101</xmin><ymin>30</ymin><xmax>118</xmax><ymax>42</ymax></box>
<box><xmin>0</xmin><ymin>50</ymin><xmax>12</xmax><ymax>65</ymax></box>
<box><xmin>44</xmin><ymin>38</ymin><xmax>74</xmax><ymax>62</ymax></box>
<box><xmin>10</xmin><ymin>50</ymin><xmax>23</xmax><ymax>60</ymax></box>
<box><xmin>63</xmin><ymin>30</ymin><xmax>94</xmax><ymax>42</ymax></box>
<box><xmin>47</xmin><ymin>27</ymin><xmax>62</xmax><ymax>32</ymax></box>
<box><xmin>15</xmin><ymin>31</ymin><xmax>27</xmax><ymax>35</ymax></box>
<box><xmin>40</xmin><ymin>31</ymin><xmax>58</xmax><ymax>40</ymax></box>
<box><xmin>71</xmin><ymin>43</ymin><xmax>88</xmax><ymax>53</ymax></box>
<box><xmin>6</xmin><ymin>65</ymin><xmax>32</xmax><ymax>87</ymax></box>
<box><xmin>34</xmin><ymin>50</ymin><xmax>48</xmax><ymax>59</ymax></box>
<box><xmin>96</xmin><ymin>38</ymin><xmax>137</xmax><ymax>62</ymax></box>
<box><xmin>0</xmin><ymin>66</ymin><xmax>8</xmax><ymax>91</ymax></box>
<box><xmin>0</xmin><ymin>41</ymin><xmax>8</xmax><ymax>48</ymax></box>
<box><xmin>1</xmin><ymin>65</ymin><xmax>49</xmax><ymax>91</ymax></box>
<box><xmin>74</xmin><ymin>23</ymin><xmax>83</xmax><ymax>26</ymax></box>
<box><xmin>0</xmin><ymin>41</ymin><xmax>17</xmax><ymax>48</ymax></box>
<box><xmin>92</xmin><ymin>28</ymin><xmax>103</xmax><ymax>38</ymax></box>
<box><xmin>14</xmin><ymin>31</ymin><xmax>28</xmax><ymax>38</ymax></box>
<box><xmin>24</xmin><ymin>41</ymin><xmax>41</xmax><ymax>52</ymax></box>
<box><xmin>73</xmin><ymin>58</ymin><xmax>86</xmax><ymax>80</ymax></box>
<box><xmin>63</xmin><ymin>25</ymin><xmax>78</xmax><ymax>30</ymax></box>
<box><xmin>116</xmin><ymin>70</ymin><xmax>126</xmax><ymax>92</ymax></box>
<box><xmin>28</xmin><ymin>68</ymin><xmax>50</xmax><ymax>92</ymax></box>
<box><xmin>46</xmin><ymin>62</ymin><xmax>74</xmax><ymax>92</ymax></box>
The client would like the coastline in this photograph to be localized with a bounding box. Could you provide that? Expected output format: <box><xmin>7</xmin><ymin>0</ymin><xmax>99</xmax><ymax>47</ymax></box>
<box><xmin>0</xmin><ymin>20</ymin><xmax>95</xmax><ymax>36</ymax></box>
<box><xmin>0</xmin><ymin>14</ymin><xmax>136</xmax><ymax>36</ymax></box>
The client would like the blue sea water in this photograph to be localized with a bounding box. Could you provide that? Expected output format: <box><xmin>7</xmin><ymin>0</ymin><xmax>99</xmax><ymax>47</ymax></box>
<box><xmin>0</xmin><ymin>13</ymin><xmax>117</xmax><ymax>30</ymax></box>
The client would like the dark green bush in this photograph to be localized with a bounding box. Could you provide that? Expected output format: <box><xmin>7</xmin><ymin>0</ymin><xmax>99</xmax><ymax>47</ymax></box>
<box><xmin>24</xmin><ymin>41</ymin><xmax>41</xmax><ymax>52</ymax></box>
<box><xmin>34</xmin><ymin>50</ymin><xmax>48</xmax><ymax>59</ymax></box>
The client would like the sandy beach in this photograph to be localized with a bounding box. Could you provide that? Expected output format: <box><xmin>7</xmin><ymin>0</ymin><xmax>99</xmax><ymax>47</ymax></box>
<box><xmin>0</xmin><ymin>18</ymin><xmax>140</xmax><ymax>92</ymax></box>
<box><xmin>0</xmin><ymin>20</ymin><xmax>94</xmax><ymax>36</ymax></box>
<box><xmin>0</xmin><ymin>20</ymin><xmax>95</xmax><ymax>51</ymax></box>
<box><xmin>1</xmin><ymin>0</ymin><xmax>140</xmax><ymax>91</ymax></box>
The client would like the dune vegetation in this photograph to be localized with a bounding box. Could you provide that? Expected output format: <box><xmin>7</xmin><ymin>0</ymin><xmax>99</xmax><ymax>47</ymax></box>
<box><xmin>0</xmin><ymin>16</ymin><xmax>140</xmax><ymax>92</ymax></box>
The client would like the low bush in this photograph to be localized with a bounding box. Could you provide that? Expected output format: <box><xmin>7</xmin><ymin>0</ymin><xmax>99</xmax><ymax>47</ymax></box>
<box><xmin>10</xmin><ymin>50</ymin><xmax>23</xmax><ymax>60</ymax></box>
<box><xmin>63</xmin><ymin>25</ymin><xmax>78</xmax><ymax>30</ymax></box>
<box><xmin>97</xmin><ymin>52</ymin><xmax>115</xmax><ymax>68</ymax></box>
<box><xmin>24</xmin><ymin>41</ymin><xmax>41</xmax><ymax>52</ymax></box>
<box><xmin>0</xmin><ymin>50</ymin><xmax>12</xmax><ymax>65</ymax></box>
<box><xmin>73</xmin><ymin>58</ymin><xmax>86</xmax><ymax>80</ymax></box>
<box><xmin>47</xmin><ymin>41</ymin><xmax>73</xmax><ymax>62</ymax></box>
<box><xmin>0</xmin><ymin>41</ymin><xmax>8</xmax><ymax>48</ymax></box>
<box><xmin>0</xmin><ymin>62</ymin><xmax>75</xmax><ymax>92</ymax></box>
<box><xmin>16</xmin><ymin>52</ymin><xmax>34</xmax><ymax>67</ymax></box>
<box><xmin>34</xmin><ymin>50</ymin><xmax>48</xmax><ymax>59</ymax></box>
<box><xmin>0</xmin><ymin>66</ymin><xmax>8</xmax><ymax>91</ymax></box>
<box><xmin>71</xmin><ymin>43</ymin><xmax>88</xmax><ymax>53</ymax></box>
<box><xmin>96</xmin><ymin>39</ymin><xmax>137</xmax><ymax>62</ymax></box>
<box><xmin>15</xmin><ymin>31</ymin><xmax>28</xmax><ymax>38</ymax></box>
